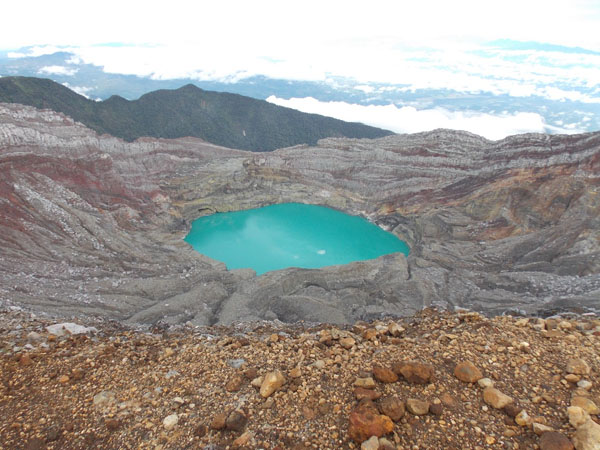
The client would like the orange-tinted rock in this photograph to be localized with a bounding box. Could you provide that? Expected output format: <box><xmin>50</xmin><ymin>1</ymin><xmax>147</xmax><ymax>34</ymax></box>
<box><xmin>363</xmin><ymin>329</ymin><xmax>378</xmax><ymax>341</ymax></box>
<box><xmin>394</xmin><ymin>362</ymin><xmax>434</xmax><ymax>384</ymax></box>
<box><xmin>348</xmin><ymin>406</ymin><xmax>394</xmax><ymax>443</ymax></box>
<box><xmin>260</xmin><ymin>370</ymin><xmax>286</xmax><ymax>398</ymax></box>
<box><xmin>483</xmin><ymin>387</ymin><xmax>513</xmax><ymax>409</ymax></box>
<box><xmin>354</xmin><ymin>387</ymin><xmax>382</xmax><ymax>401</ymax></box>
<box><xmin>454</xmin><ymin>361</ymin><xmax>483</xmax><ymax>383</ymax></box>
<box><xmin>373</xmin><ymin>366</ymin><xmax>398</xmax><ymax>383</ymax></box>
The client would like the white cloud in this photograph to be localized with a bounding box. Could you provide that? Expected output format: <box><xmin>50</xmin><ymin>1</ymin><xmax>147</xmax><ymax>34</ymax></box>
<box><xmin>61</xmin><ymin>83</ymin><xmax>93</xmax><ymax>99</ymax></box>
<box><xmin>9</xmin><ymin>40</ymin><xmax>599</xmax><ymax>105</ymax></box>
<box><xmin>267</xmin><ymin>96</ymin><xmax>585</xmax><ymax>140</ymax></box>
<box><xmin>1</xmin><ymin>1</ymin><xmax>600</xmax><ymax>50</ymax></box>
<box><xmin>38</xmin><ymin>65</ymin><xmax>79</xmax><ymax>76</ymax></box>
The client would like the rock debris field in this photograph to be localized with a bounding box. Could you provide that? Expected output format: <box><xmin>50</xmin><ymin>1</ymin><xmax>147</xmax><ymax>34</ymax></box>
<box><xmin>1</xmin><ymin>308</ymin><xmax>599</xmax><ymax>449</ymax></box>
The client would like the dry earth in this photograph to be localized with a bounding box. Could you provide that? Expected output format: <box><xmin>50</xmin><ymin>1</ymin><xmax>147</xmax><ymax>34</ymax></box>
<box><xmin>1</xmin><ymin>308</ymin><xmax>599</xmax><ymax>449</ymax></box>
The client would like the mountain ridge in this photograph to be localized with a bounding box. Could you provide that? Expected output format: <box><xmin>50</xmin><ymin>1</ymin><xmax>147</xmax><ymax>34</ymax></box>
<box><xmin>0</xmin><ymin>76</ymin><xmax>393</xmax><ymax>151</ymax></box>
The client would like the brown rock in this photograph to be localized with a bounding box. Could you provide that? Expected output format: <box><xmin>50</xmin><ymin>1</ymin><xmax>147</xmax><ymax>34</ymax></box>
<box><xmin>260</xmin><ymin>370</ymin><xmax>286</xmax><ymax>398</ymax></box>
<box><xmin>226</xmin><ymin>374</ymin><xmax>244</xmax><ymax>392</ymax></box>
<box><xmin>373</xmin><ymin>366</ymin><xmax>398</xmax><ymax>383</ymax></box>
<box><xmin>406</xmin><ymin>398</ymin><xmax>430</xmax><ymax>415</ymax></box>
<box><xmin>348</xmin><ymin>405</ymin><xmax>394</xmax><ymax>443</ymax></box>
<box><xmin>226</xmin><ymin>410</ymin><xmax>247</xmax><ymax>432</ymax></box>
<box><xmin>210</xmin><ymin>413</ymin><xmax>227</xmax><ymax>430</ymax></box>
<box><xmin>566</xmin><ymin>358</ymin><xmax>591</xmax><ymax>375</ymax></box>
<box><xmin>440</xmin><ymin>393</ymin><xmax>458</xmax><ymax>409</ymax></box>
<box><xmin>71</xmin><ymin>368</ymin><xmax>85</xmax><ymax>381</ymax></box>
<box><xmin>339</xmin><ymin>337</ymin><xmax>356</xmax><ymax>349</ymax></box>
<box><xmin>454</xmin><ymin>361</ymin><xmax>483</xmax><ymax>383</ymax></box>
<box><xmin>354</xmin><ymin>377</ymin><xmax>377</xmax><ymax>389</ymax></box>
<box><xmin>362</xmin><ymin>329</ymin><xmax>378</xmax><ymax>341</ymax></box>
<box><xmin>233</xmin><ymin>431</ymin><xmax>253</xmax><ymax>447</ymax></box>
<box><xmin>565</xmin><ymin>374</ymin><xmax>581</xmax><ymax>383</ymax></box>
<box><xmin>483</xmin><ymin>387</ymin><xmax>513</xmax><ymax>409</ymax></box>
<box><xmin>289</xmin><ymin>367</ymin><xmax>302</xmax><ymax>378</ymax></box>
<box><xmin>571</xmin><ymin>396</ymin><xmax>600</xmax><ymax>415</ymax></box>
<box><xmin>243</xmin><ymin>367</ymin><xmax>258</xmax><ymax>380</ymax></box>
<box><xmin>504</xmin><ymin>404</ymin><xmax>521</xmax><ymax>418</ymax></box>
<box><xmin>58</xmin><ymin>375</ymin><xmax>69</xmax><ymax>384</ymax></box>
<box><xmin>354</xmin><ymin>387</ymin><xmax>382</xmax><ymax>401</ymax></box>
<box><xmin>378</xmin><ymin>396</ymin><xmax>405</xmax><ymax>422</ymax></box>
<box><xmin>105</xmin><ymin>418</ymin><xmax>120</xmax><ymax>431</ymax></box>
<box><xmin>194</xmin><ymin>424</ymin><xmax>207</xmax><ymax>437</ymax></box>
<box><xmin>429</xmin><ymin>403</ymin><xmax>443</xmax><ymax>416</ymax></box>
<box><xmin>394</xmin><ymin>362</ymin><xmax>434</xmax><ymax>384</ymax></box>
<box><xmin>19</xmin><ymin>353</ymin><xmax>32</xmax><ymax>366</ymax></box>
<box><xmin>539</xmin><ymin>432</ymin><xmax>574</xmax><ymax>450</ymax></box>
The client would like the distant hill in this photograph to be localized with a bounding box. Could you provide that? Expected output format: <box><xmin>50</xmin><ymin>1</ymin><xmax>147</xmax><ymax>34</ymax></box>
<box><xmin>0</xmin><ymin>76</ymin><xmax>393</xmax><ymax>151</ymax></box>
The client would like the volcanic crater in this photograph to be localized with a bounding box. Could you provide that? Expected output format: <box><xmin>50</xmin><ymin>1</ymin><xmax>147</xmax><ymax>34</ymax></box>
<box><xmin>1</xmin><ymin>102</ymin><xmax>599</xmax><ymax>326</ymax></box>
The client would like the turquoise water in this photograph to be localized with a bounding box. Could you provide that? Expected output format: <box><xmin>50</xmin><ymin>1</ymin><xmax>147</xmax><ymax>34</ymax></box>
<box><xmin>184</xmin><ymin>203</ymin><xmax>409</xmax><ymax>275</ymax></box>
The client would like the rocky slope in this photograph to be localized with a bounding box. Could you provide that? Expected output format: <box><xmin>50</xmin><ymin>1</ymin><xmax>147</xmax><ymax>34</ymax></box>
<box><xmin>0</xmin><ymin>102</ymin><xmax>599</xmax><ymax>326</ymax></box>
<box><xmin>1</xmin><ymin>308</ymin><xmax>598</xmax><ymax>449</ymax></box>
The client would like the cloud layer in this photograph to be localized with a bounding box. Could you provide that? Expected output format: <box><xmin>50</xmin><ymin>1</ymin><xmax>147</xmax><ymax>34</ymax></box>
<box><xmin>267</xmin><ymin>96</ymin><xmax>583</xmax><ymax>140</ymax></box>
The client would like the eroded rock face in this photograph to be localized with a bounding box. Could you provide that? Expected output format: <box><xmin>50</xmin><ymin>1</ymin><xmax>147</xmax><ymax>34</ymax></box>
<box><xmin>1</xmin><ymin>103</ymin><xmax>599</xmax><ymax>325</ymax></box>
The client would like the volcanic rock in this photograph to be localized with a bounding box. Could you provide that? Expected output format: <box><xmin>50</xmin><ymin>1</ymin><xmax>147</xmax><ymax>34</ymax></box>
<box><xmin>483</xmin><ymin>387</ymin><xmax>513</xmax><ymax>409</ymax></box>
<box><xmin>394</xmin><ymin>361</ymin><xmax>434</xmax><ymax>384</ymax></box>
<box><xmin>260</xmin><ymin>371</ymin><xmax>286</xmax><ymax>398</ymax></box>
<box><xmin>378</xmin><ymin>396</ymin><xmax>405</xmax><ymax>422</ymax></box>
<box><xmin>1</xmin><ymin>103</ymin><xmax>599</xmax><ymax>326</ymax></box>
<box><xmin>406</xmin><ymin>398</ymin><xmax>430</xmax><ymax>415</ymax></box>
<box><xmin>348</xmin><ymin>405</ymin><xmax>394</xmax><ymax>443</ymax></box>
<box><xmin>539</xmin><ymin>432</ymin><xmax>574</xmax><ymax>450</ymax></box>
<box><xmin>454</xmin><ymin>361</ymin><xmax>483</xmax><ymax>383</ymax></box>
<box><xmin>567</xmin><ymin>359</ymin><xmax>591</xmax><ymax>376</ymax></box>
<box><xmin>372</xmin><ymin>366</ymin><xmax>398</xmax><ymax>383</ymax></box>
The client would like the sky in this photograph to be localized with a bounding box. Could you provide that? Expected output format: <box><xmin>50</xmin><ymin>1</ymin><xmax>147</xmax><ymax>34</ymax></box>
<box><xmin>2</xmin><ymin>0</ymin><xmax>600</xmax><ymax>139</ymax></box>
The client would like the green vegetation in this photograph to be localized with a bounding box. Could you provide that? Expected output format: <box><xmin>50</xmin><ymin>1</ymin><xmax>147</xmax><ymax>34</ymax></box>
<box><xmin>0</xmin><ymin>76</ymin><xmax>393</xmax><ymax>151</ymax></box>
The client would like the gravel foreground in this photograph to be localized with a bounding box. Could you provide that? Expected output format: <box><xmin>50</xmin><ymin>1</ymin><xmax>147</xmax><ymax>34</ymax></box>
<box><xmin>1</xmin><ymin>308</ymin><xmax>599</xmax><ymax>450</ymax></box>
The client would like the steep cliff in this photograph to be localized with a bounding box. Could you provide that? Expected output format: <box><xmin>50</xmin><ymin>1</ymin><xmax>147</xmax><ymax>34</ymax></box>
<box><xmin>1</xmin><ymin>103</ymin><xmax>599</xmax><ymax>325</ymax></box>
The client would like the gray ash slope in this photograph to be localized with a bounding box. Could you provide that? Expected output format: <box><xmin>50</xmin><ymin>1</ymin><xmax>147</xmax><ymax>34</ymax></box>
<box><xmin>0</xmin><ymin>102</ymin><xmax>599</xmax><ymax>326</ymax></box>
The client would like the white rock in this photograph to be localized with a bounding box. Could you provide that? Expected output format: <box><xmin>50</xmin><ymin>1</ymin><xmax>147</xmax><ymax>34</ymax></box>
<box><xmin>477</xmin><ymin>378</ymin><xmax>494</xmax><ymax>389</ymax></box>
<box><xmin>93</xmin><ymin>391</ymin><xmax>116</xmax><ymax>407</ymax></box>
<box><xmin>163</xmin><ymin>414</ymin><xmax>178</xmax><ymax>430</ymax></box>
<box><xmin>313</xmin><ymin>360</ymin><xmax>325</xmax><ymax>369</ymax></box>
<box><xmin>26</xmin><ymin>331</ymin><xmax>43</xmax><ymax>342</ymax></box>
<box><xmin>573</xmin><ymin>418</ymin><xmax>600</xmax><ymax>450</ymax></box>
<box><xmin>361</xmin><ymin>435</ymin><xmax>380</xmax><ymax>450</ymax></box>
<box><xmin>46</xmin><ymin>323</ymin><xmax>98</xmax><ymax>336</ymax></box>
